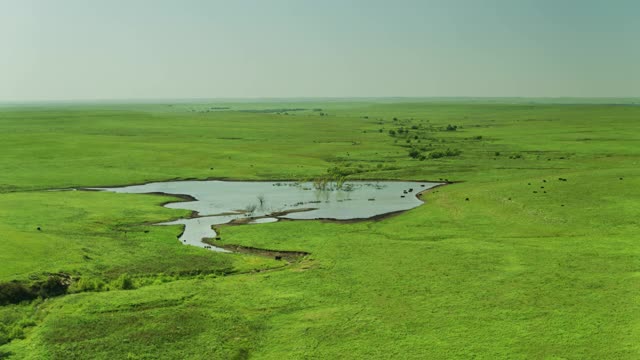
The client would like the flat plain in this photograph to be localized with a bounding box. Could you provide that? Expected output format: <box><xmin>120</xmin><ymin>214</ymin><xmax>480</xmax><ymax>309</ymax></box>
<box><xmin>1</xmin><ymin>100</ymin><xmax>639</xmax><ymax>359</ymax></box>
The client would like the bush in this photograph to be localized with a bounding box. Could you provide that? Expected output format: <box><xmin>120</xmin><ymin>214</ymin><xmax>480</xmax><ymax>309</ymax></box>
<box><xmin>112</xmin><ymin>274</ymin><xmax>135</xmax><ymax>290</ymax></box>
<box><xmin>0</xmin><ymin>282</ymin><xmax>36</xmax><ymax>306</ymax></box>
<box><xmin>7</xmin><ymin>326</ymin><xmax>24</xmax><ymax>340</ymax></box>
<box><xmin>445</xmin><ymin>148</ymin><xmax>462</xmax><ymax>157</ymax></box>
<box><xmin>37</xmin><ymin>275</ymin><xmax>69</xmax><ymax>298</ymax></box>
<box><xmin>0</xmin><ymin>324</ymin><xmax>8</xmax><ymax>346</ymax></box>
<box><xmin>429</xmin><ymin>151</ymin><xmax>445</xmax><ymax>159</ymax></box>
<box><xmin>428</xmin><ymin>148</ymin><xmax>461</xmax><ymax>159</ymax></box>
<box><xmin>69</xmin><ymin>277</ymin><xmax>106</xmax><ymax>293</ymax></box>
<box><xmin>408</xmin><ymin>149</ymin><xmax>421</xmax><ymax>159</ymax></box>
<box><xmin>446</xmin><ymin>124</ymin><xmax>458</xmax><ymax>131</ymax></box>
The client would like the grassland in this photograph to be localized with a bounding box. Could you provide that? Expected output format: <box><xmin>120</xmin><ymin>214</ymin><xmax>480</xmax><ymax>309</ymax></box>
<box><xmin>1</xmin><ymin>100</ymin><xmax>639</xmax><ymax>359</ymax></box>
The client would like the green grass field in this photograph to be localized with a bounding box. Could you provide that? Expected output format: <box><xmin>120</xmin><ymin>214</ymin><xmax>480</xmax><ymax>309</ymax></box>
<box><xmin>1</xmin><ymin>100</ymin><xmax>639</xmax><ymax>359</ymax></box>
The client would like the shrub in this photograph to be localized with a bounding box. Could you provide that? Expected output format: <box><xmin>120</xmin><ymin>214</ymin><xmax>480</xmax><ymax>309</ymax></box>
<box><xmin>37</xmin><ymin>275</ymin><xmax>69</xmax><ymax>298</ymax></box>
<box><xmin>8</xmin><ymin>326</ymin><xmax>24</xmax><ymax>340</ymax></box>
<box><xmin>445</xmin><ymin>148</ymin><xmax>462</xmax><ymax>157</ymax></box>
<box><xmin>0</xmin><ymin>282</ymin><xmax>36</xmax><ymax>306</ymax></box>
<box><xmin>0</xmin><ymin>324</ymin><xmax>8</xmax><ymax>346</ymax></box>
<box><xmin>112</xmin><ymin>274</ymin><xmax>134</xmax><ymax>290</ymax></box>
<box><xmin>446</xmin><ymin>124</ymin><xmax>458</xmax><ymax>131</ymax></box>
<box><xmin>428</xmin><ymin>148</ymin><xmax>461</xmax><ymax>159</ymax></box>
<box><xmin>429</xmin><ymin>151</ymin><xmax>445</xmax><ymax>159</ymax></box>
<box><xmin>69</xmin><ymin>277</ymin><xmax>106</xmax><ymax>293</ymax></box>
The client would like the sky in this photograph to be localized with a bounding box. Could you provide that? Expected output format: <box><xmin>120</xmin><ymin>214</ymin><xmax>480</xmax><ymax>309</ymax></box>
<box><xmin>1</xmin><ymin>0</ymin><xmax>639</xmax><ymax>101</ymax></box>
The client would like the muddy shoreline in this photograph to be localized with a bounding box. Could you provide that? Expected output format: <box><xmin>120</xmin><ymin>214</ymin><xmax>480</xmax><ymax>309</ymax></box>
<box><xmin>203</xmin><ymin>240</ymin><xmax>310</xmax><ymax>262</ymax></box>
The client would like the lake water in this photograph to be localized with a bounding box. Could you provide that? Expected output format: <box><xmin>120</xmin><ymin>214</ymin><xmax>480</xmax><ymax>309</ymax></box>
<box><xmin>94</xmin><ymin>180</ymin><xmax>440</xmax><ymax>251</ymax></box>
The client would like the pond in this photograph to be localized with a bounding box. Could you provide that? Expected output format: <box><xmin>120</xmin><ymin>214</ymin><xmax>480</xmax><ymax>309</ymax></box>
<box><xmin>94</xmin><ymin>180</ymin><xmax>441</xmax><ymax>252</ymax></box>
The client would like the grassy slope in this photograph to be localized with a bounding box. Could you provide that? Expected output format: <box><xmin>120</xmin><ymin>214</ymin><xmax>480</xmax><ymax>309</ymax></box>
<box><xmin>1</xmin><ymin>101</ymin><xmax>639</xmax><ymax>359</ymax></box>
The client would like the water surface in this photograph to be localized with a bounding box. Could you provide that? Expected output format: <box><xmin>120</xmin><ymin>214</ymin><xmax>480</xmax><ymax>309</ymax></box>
<box><xmin>96</xmin><ymin>180</ymin><xmax>440</xmax><ymax>251</ymax></box>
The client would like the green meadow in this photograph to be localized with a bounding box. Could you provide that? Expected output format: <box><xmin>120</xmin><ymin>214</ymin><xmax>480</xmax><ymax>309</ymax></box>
<box><xmin>1</xmin><ymin>100</ymin><xmax>639</xmax><ymax>359</ymax></box>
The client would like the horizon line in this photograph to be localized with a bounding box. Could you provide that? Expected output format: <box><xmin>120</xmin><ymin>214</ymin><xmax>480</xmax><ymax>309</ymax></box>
<box><xmin>2</xmin><ymin>95</ymin><xmax>640</xmax><ymax>105</ymax></box>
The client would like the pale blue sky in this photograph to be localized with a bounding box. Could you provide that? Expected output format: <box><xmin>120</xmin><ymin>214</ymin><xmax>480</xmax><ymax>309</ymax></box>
<box><xmin>1</xmin><ymin>0</ymin><xmax>638</xmax><ymax>101</ymax></box>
